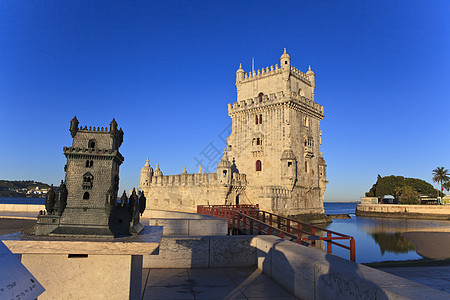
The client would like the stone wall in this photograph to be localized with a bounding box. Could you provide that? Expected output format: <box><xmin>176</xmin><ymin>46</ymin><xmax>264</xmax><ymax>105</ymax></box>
<box><xmin>356</xmin><ymin>204</ymin><xmax>450</xmax><ymax>220</ymax></box>
<box><xmin>143</xmin><ymin>235</ymin><xmax>449</xmax><ymax>299</ymax></box>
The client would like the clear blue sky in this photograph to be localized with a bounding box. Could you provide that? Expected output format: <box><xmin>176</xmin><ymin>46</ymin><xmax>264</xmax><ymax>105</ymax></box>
<box><xmin>1</xmin><ymin>1</ymin><xmax>449</xmax><ymax>201</ymax></box>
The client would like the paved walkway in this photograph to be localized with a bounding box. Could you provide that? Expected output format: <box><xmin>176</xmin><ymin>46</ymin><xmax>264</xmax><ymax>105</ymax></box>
<box><xmin>376</xmin><ymin>265</ymin><xmax>450</xmax><ymax>294</ymax></box>
<box><xmin>141</xmin><ymin>267</ymin><xmax>297</xmax><ymax>300</ymax></box>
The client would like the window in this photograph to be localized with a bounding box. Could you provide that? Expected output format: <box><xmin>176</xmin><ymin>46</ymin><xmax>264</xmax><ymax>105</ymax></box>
<box><xmin>82</xmin><ymin>172</ymin><xmax>94</xmax><ymax>189</ymax></box>
<box><xmin>288</xmin><ymin>162</ymin><xmax>292</xmax><ymax>167</ymax></box>
<box><xmin>258</xmin><ymin>92</ymin><xmax>263</xmax><ymax>102</ymax></box>
<box><xmin>305</xmin><ymin>161</ymin><xmax>308</xmax><ymax>173</ymax></box>
<box><xmin>255</xmin><ymin>115</ymin><xmax>259</xmax><ymax>125</ymax></box>
<box><xmin>256</xmin><ymin>160</ymin><xmax>262</xmax><ymax>172</ymax></box>
<box><xmin>256</xmin><ymin>138</ymin><xmax>261</xmax><ymax>145</ymax></box>
<box><xmin>259</xmin><ymin>114</ymin><xmax>262</xmax><ymax>124</ymax></box>
<box><xmin>85</xmin><ymin>160</ymin><xmax>90</xmax><ymax>168</ymax></box>
<box><xmin>85</xmin><ymin>160</ymin><xmax>93</xmax><ymax>168</ymax></box>
<box><xmin>223</xmin><ymin>170</ymin><xmax>227</xmax><ymax>176</ymax></box>
<box><xmin>83</xmin><ymin>192</ymin><xmax>90</xmax><ymax>200</ymax></box>
<box><xmin>88</xmin><ymin>139</ymin><xmax>96</xmax><ymax>149</ymax></box>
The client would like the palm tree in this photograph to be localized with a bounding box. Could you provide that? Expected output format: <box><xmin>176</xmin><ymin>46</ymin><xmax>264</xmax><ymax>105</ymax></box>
<box><xmin>432</xmin><ymin>167</ymin><xmax>450</xmax><ymax>192</ymax></box>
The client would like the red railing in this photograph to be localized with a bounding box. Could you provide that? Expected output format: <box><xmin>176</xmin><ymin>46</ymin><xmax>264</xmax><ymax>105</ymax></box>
<box><xmin>197</xmin><ymin>205</ymin><xmax>355</xmax><ymax>262</ymax></box>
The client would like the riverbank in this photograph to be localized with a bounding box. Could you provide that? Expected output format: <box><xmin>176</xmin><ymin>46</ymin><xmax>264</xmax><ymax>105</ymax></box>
<box><xmin>356</xmin><ymin>204</ymin><xmax>450</xmax><ymax>220</ymax></box>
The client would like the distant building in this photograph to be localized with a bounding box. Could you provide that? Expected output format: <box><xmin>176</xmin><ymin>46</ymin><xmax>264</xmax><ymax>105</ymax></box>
<box><xmin>140</xmin><ymin>50</ymin><xmax>328</xmax><ymax>220</ymax></box>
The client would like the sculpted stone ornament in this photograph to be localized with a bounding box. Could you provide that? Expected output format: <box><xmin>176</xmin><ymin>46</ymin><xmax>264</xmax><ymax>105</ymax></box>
<box><xmin>139</xmin><ymin>191</ymin><xmax>146</xmax><ymax>216</ymax></box>
<box><xmin>45</xmin><ymin>184</ymin><xmax>56</xmax><ymax>214</ymax></box>
<box><xmin>121</xmin><ymin>190</ymin><xmax>128</xmax><ymax>207</ymax></box>
<box><xmin>56</xmin><ymin>180</ymin><xmax>68</xmax><ymax>216</ymax></box>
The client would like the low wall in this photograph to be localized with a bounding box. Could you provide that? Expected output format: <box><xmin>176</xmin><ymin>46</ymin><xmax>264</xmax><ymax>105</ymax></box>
<box><xmin>144</xmin><ymin>235</ymin><xmax>448</xmax><ymax>299</ymax></box>
<box><xmin>0</xmin><ymin>204</ymin><xmax>44</xmax><ymax>213</ymax></box>
<box><xmin>145</xmin><ymin>209</ymin><xmax>228</xmax><ymax>236</ymax></box>
<box><xmin>143</xmin><ymin>236</ymin><xmax>256</xmax><ymax>268</ymax></box>
<box><xmin>356</xmin><ymin>204</ymin><xmax>450</xmax><ymax>220</ymax></box>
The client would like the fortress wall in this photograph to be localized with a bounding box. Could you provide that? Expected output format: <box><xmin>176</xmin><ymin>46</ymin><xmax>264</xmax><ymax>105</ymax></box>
<box><xmin>356</xmin><ymin>204</ymin><xmax>450</xmax><ymax>220</ymax></box>
<box><xmin>141</xmin><ymin>182</ymin><xmax>228</xmax><ymax>213</ymax></box>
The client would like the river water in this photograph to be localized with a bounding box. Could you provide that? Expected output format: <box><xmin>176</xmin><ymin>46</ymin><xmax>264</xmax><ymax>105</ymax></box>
<box><xmin>1</xmin><ymin>198</ymin><xmax>448</xmax><ymax>263</ymax></box>
<box><xmin>324</xmin><ymin>202</ymin><xmax>450</xmax><ymax>263</ymax></box>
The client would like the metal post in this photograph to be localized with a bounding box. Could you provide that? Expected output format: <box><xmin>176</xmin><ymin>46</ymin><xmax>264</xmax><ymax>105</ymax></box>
<box><xmin>327</xmin><ymin>231</ymin><xmax>332</xmax><ymax>254</ymax></box>
<box><xmin>350</xmin><ymin>237</ymin><xmax>356</xmax><ymax>262</ymax></box>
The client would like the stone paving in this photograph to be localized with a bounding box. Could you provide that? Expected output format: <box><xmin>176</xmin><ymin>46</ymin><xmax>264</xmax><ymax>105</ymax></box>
<box><xmin>377</xmin><ymin>265</ymin><xmax>450</xmax><ymax>294</ymax></box>
<box><xmin>141</xmin><ymin>267</ymin><xmax>297</xmax><ymax>300</ymax></box>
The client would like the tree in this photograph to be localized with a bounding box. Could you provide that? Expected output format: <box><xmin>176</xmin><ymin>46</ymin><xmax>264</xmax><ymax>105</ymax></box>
<box><xmin>366</xmin><ymin>175</ymin><xmax>439</xmax><ymax>202</ymax></box>
<box><xmin>432</xmin><ymin>167</ymin><xmax>449</xmax><ymax>192</ymax></box>
<box><xmin>395</xmin><ymin>185</ymin><xmax>419</xmax><ymax>204</ymax></box>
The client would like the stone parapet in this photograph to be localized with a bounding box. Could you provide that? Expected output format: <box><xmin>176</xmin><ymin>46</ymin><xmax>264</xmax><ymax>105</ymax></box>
<box><xmin>356</xmin><ymin>204</ymin><xmax>450</xmax><ymax>220</ymax></box>
<box><xmin>143</xmin><ymin>234</ymin><xmax>449</xmax><ymax>299</ymax></box>
<box><xmin>228</xmin><ymin>92</ymin><xmax>324</xmax><ymax>117</ymax></box>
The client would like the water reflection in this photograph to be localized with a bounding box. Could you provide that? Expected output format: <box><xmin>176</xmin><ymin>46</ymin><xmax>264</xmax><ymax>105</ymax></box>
<box><xmin>370</xmin><ymin>232</ymin><xmax>415</xmax><ymax>254</ymax></box>
<box><xmin>323</xmin><ymin>215</ymin><xmax>450</xmax><ymax>263</ymax></box>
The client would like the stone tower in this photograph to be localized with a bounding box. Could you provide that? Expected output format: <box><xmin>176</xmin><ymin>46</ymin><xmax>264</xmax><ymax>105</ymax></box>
<box><xmin>227</xmin><ymin>49</ymin><xmax>328</xmax><ymax>221</ymax></box>
<box><xmin>27</xmin><ymin>117</ymin><xmax>145</xmax><ymax>237</ymax></box>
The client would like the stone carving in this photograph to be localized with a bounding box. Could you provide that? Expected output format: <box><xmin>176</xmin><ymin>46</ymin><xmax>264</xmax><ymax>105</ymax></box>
<box><xmin>45</xmin><ymin>184</ymin><xmax>56</xmax><ymax>214</ymax></box>
<box><xmin>56</xmin><ymin>180</ymin><xmax>68</xmax><ymax>216</ymax></box>
<box><xmin>139</xmin><ymin>191</ymin><xmax>146</xmax><ymax>216</ymax></box>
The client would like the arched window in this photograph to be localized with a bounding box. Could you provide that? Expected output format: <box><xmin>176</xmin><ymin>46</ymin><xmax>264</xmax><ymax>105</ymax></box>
<box><xmin>256</xmin><ymin>138</ymin><xmax>261</xmax><ymax>145</ymax></box>
<box><xmin>255</xmin><ymin>115</ymin><xmax>259</xmax><ymax>125</ymax></box>
<box><xmin>258</xmin><ymin>92</ymin><xmax>263</xmax><ymax>102</ymax></box>
<box><xmin>256</xmin><ymin>160</ymin><xmax>262</xmax><ymax>172</ymax></box>
<box><xmin>83</xmin><ymin>192</ymin><xmax>90</xmax><ymax>200</ymax></box>
<box><xmin>259</xmin><ymin>114</ymin><xmax>262</xmax><ymax>124</ymax></box>
<box><xmin>88</xmin><ymin>139</ymin><xmax>96</xmax><ymax>149</ymax></box>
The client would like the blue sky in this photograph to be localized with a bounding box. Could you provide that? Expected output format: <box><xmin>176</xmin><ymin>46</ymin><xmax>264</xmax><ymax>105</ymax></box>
<box><xmin>0</xmin><ymin>1</ymin><xmax>449</xmax><ymax>201</ymax></box>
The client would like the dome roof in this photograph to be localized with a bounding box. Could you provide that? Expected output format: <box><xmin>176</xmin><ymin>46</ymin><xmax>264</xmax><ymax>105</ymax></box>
<box><xmin>280</xmin><ymin>48</ymin><xmax>290</xmax><ymax>60</ymax></box>
<box><xmin>281</xmin><ymin>149</ymin><xmax>297</xmax><ymax>160</ymax></box>
<box><xmin>141</xmin><ymin>157</ymin><xmax>153</xmax><ymax>173</ymax></box>
<box><xmin>217</xmin><ymin>150</ymin><xmax>232</xmax><ymax>169</ymax></box>
<box><xmin>306</xmin><ymin>65</ymin><xmax>315</xmax><ymax>76</ymax></box>
<box><xmin>153</xmin><ymin>162</ymin><xmax>163</xmax><ymax>176</ymax></box>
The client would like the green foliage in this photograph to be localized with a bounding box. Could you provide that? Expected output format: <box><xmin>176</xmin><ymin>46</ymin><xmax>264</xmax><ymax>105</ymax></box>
<box><xmin>432</xmin><ymin>167</ymin><xmax>450</xmax><ymax>192</ymax></box>
<box><xmin>395</xmin><ymin>186</ymin><xmax>419</xmax><ymax>204</ymax></box>
<box><xmin>366</xmin><ymin>175</ymin><xmax>438</xmax><ymax>201</ymax></box>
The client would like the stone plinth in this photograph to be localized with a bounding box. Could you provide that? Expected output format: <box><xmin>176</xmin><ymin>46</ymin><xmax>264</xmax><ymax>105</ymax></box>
<box><xmin>1</xmin><ymin>226</ymin><xmax>163</xmax><ymax>300</ymax></box>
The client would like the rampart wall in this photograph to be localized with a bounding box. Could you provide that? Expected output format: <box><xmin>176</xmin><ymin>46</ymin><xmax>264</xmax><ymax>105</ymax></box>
<box><xmin>356</xmin><ymin>204</ymin><xmax>450</xmax><ymax>220</ymax></box>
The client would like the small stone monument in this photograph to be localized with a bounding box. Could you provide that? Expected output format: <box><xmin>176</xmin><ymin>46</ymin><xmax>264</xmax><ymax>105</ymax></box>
<box><xmin>25</xmin><ymin>116</ymin><xmax>145</xmax><ymax>237</ymax></box>
<box><xmin>1</xmin><ymin>117</ymin><xmax>162</xmax><ymax>300</ymax></box>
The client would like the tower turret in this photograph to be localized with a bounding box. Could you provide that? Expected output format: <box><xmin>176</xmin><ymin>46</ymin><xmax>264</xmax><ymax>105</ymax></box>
<box><xmin>69</xmin><ymin>116</ymin><xmax>79</xmax><ymax>138</ymax></box>
<box><xmin>154</xmin><ymin>162</ymin><xmax>163</xmax><ymax>177</ymax></box>
<box><xmin>139</xmin><ymin>157</ymin><xmax>153</xmax><ymax>187</ymax></box>
<box><xmin>216</xmin><ymin>150</ymin><xmax>232</xmax><ymax>185</ymax></box>
<box><xmin>306</xmin><ymin>65</ymin><xmax>315</xmax><ymax>100</ymax></box>
<box><xmin>236</xmin><ymin>63</ymin><xmax>245</xmax><ymax>84</ymax></box>
<box><xmin>280</xmin><ymin>48</ymin><xmax>291</xmax><ymax>69</ymax></box>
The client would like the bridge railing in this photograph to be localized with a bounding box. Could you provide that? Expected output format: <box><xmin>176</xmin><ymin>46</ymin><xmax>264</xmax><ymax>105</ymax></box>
<box><xmin>197</xmin><ymin>205</ymin><xmax>355</xmax><ymax>262</ymax></box>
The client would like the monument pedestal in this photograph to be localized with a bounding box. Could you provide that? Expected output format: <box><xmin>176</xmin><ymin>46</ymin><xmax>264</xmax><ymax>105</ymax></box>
<box><xmin>1</xmin><ymin>226</ymin><xmax>163</xmax><ymax>300</ymax></box>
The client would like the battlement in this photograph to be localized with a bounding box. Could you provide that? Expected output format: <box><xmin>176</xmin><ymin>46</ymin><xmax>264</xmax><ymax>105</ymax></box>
<box><xmin>238</xmin><ymin>63</ymin><xmax>311</xmax><ymax>86</ymax></box>
<box><xmin>228</xmin><ymin>90</ymin><xmax>324</xmax><ymax>117</ymax></box>
<box><xmin>77</xmin><ymin>126</ymin><xmax>112</xmax><ymax>133</ymax></box>
<box><xmin>141</xmin><ymin>172</ymin><xmax>218</xmax><ymax>187</ymax></box>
